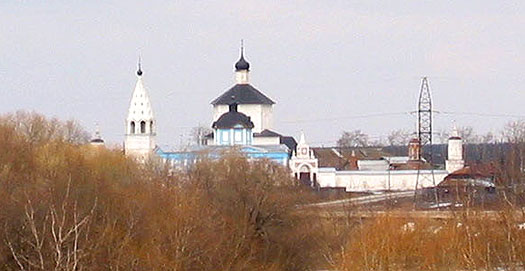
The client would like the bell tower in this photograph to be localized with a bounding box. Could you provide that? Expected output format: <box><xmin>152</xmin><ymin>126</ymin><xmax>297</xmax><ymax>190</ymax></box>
<box><xmin>446</xmin><ymin>123</ymin><xmax>465</xmax><ymax>173</ymax></box>
<box><xmin>124</xmin><ymin>60</ymin><xmax>156</xmax><ymax>160</ymax></box>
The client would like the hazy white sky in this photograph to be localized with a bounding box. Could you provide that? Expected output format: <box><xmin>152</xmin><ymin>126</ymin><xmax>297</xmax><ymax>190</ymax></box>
<box><xmin>1</xmin><ymin>0</ymin><xmax>524</xmax><ymax>146</ymax></box>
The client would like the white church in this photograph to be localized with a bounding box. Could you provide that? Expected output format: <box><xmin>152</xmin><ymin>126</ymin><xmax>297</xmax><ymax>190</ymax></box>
<box><xmin>107</xmin><ymin>45</ymin><xmax>468</xmax><ymax>192</ymax></box>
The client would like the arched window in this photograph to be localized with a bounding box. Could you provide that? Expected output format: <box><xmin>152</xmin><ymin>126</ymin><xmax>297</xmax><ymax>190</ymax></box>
<box><xmin>300</xmin><ymin>165</ymin><xmax>310</xmax><ymax>173</ymax></box>
<box><xmin>140</xmin><ymin>121</ymin><xmax>146</xmax><ymax>134</ymax></box>
<box><xmin>130</xmin><ymin>121</ymin><xmax>136</xmax><ymax>134</ymax></box>
<box><xmin>150</xmin><ymin>121</ymin><xmax>154</xmax><ymax>134</ymax></box>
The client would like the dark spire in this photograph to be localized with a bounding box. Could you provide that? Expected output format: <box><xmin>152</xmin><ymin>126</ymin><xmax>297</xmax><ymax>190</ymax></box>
<box><xmin>137</xmin><ymin>56</ymin><xmax>143</xmax><ymax>76</ymax></box>
<box><xmin>235</xmin><ymin>40</ymin><xmax>250</xmax><ymax>71</ymax></box>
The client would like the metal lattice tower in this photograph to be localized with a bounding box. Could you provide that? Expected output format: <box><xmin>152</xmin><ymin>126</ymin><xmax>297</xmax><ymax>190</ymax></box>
<box><xmin>414</xmin><ymin>77</ymin><xmax>439</xmax><ymax>208</ymax></box>
<box><xmin>418</xmin><ymin>77</ymin><xmax>432</xmax><ymax>150</ymax></box>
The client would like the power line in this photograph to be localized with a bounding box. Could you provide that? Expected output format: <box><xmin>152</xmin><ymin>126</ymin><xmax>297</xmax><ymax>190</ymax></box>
<box><xmin>436</xmin><ymin>111</ymin><xmax>525</xmax><ymax>118</ymax></box>
<box><xmin>278</xmin><ymin>112</ymin><xmax>412</xmax><ymax>124</ymax></box>
<box><xmin>277</xmin><ymin>110</ymin><xmax>524</xmax><ymax>126</ymax></box>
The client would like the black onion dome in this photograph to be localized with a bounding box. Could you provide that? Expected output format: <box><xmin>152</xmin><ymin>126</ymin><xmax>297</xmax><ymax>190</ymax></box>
<box><xmin>212</xmin><ymin>111</ymin><xmax>254</xmax><ymax>129</ymax></box>
<box><xmin>235</xmin><ymin>53</ymin><xmax>250</xmax><ymax>71</ymax></box>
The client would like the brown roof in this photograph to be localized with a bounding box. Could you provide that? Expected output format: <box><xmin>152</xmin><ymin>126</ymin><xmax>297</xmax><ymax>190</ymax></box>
<box><xmin>391</xmin><ymin>160</ymin><xmax>433</xmax><ymax>170</ymax></box>
<box><xmin>312</xmin><ymin>147</ymin><xmax>392</xmax><ymax>170</ymax></box>
<box><xmin>445</xmin><ymin>163</ymin><xmax>497</xmax><ymax>180</ymax></box>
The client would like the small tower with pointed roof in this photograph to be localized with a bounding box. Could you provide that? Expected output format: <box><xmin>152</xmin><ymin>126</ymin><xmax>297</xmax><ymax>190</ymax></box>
<box><xmin>124</xmin><ymin>60</ymin><xmax>156</xmax><ymax>160</ymax></box>
<box><xmin>290</xmin><ymin>131</ymin><xmax>319</xmax><ymax>187</ymax></box>
<box><xmin>90</xmin><ymin>123</ymin><xmax>105</xmax><ymax>147</ymax></box>
<box><xmin>446</xmin><ymin>122</ymin><xmax>465</xmax><ymax>173</ymax></box>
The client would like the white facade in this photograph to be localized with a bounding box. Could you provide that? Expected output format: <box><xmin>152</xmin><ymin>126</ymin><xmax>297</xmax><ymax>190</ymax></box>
<box><xmin>211</xmin><ymin>51</ymin><xmax>274</xmax><ymax>134</ymax></box>
<box><xmin>253</xmin><ymin>135</ymin><xmax>280</xmax><ymax>145</ymax></box>
<box><xmin>214</xmin><ymin>127</ymin><xmax>253</xmax><ymax>146</ymax></box>
<box><xmin>317</xmin><ymin>168</ymin><xmax>449</xmax><ymax>192</ymax></box>
<box><xmin>289</xmin><ymin>132</ymin><xmax>319</xmax><ymax>186</ymax></box>
<box><xmin>235</xmin><ymin>70</ymin><xmax>249</xmax><ymax>84</ymax></box>
<box><xmin>445</xmin><ymin>125</ymin><xmax>465</xmax><ymax>173</ymax></box>
<box><xmin>446</xmin><ymin>137</ymin><xmax>465</xmax><ymax>173</ymax></box>
<box><xmin>290</xmin><ymin>128</ymin><xmax>465</xmax><ymax>192</ymax></box>
<box><xmin>124</xmin><ymin>69</ymin><xmax>156</xmax><ymax>160</ymax></box>
<box><xmin>213</xmin><ymin>104</ymin><xmax>273</xmax><ymax>133</ymax></box>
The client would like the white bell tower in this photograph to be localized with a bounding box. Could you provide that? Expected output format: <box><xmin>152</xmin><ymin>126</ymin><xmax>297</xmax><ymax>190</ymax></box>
<box><xmin>446</xmin><ymin>123</ymin><xmax>465</xmax><ymax>173</ymax></box>
<box><xmin>124</xmin><ymin>61</ymin><xmax>156</xmax><ymax>160</ymax></box>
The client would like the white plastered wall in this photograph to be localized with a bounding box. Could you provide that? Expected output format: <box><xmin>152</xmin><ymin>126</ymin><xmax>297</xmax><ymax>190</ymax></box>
<box><xmin>317</xmin><ymin>169</ymin><xmax>449</xmax><ymax>192</ymax></box>
<box><xmin>446</xmin><ymin>138</ymin><xmax>464</xmax><ymax>173</ymax></box>
<box><xmin>125</xmin><ymin>135</ymin><xmax>156</xmax><ymax>160</ymax></box>
<box><xmin>253</xmin><ymin>136</ymin><xmax>280</xmax><ymax>145</ymax></box>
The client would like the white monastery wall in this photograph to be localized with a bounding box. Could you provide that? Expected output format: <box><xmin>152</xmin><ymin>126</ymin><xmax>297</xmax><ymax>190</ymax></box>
<box><xmin>318</xmin><ymin>168</ymin><xmax>449</xmax><ymax>192</ymax></box>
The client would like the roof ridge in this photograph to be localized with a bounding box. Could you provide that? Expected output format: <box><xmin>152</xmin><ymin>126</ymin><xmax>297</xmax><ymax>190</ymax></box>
<box><xmin>211</xmin><ymin>84</ymin><xmax>275</xmax><ymax>105</ymax></box>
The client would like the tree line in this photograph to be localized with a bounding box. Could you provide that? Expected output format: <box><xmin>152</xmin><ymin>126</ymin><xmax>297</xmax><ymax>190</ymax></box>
<box><xmin>337</xmin><ymin>121</ymin><xmax>525</xmax><ymax>147</ymax></box>
<box><xmin>0</xmin><ymin>111</ymin><xmax>523</xmax><ymax>270</ymax></box>
<box><xmin>0</xmin><ymin>111</ymin><xmax>345</xmax><ymax>270</ymax></box>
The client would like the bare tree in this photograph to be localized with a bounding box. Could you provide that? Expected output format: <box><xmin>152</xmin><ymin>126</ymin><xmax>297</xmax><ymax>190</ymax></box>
<box><xmin>63</xmin><ymin>120</ymin><xmax>90</xmax><ymax>144</ymax></box>
<box><xmin>5</xmin><ymin>181</ymin><xmax>97</xmax><ymax>271</ymax></box>
<box><xmin>479</xmin><ymin>131</ymin><xmax>496</xmax><ymax>144</ymax></box>
<box><xmin>337</xmin><ymin>130</ymin><xmax>369</xmax><ymax>148</ymax></box>
<box><xmin>502</xmin><ymin>120</ymin><xmax>525</xmax><ymax>145</ymax></box>
<box><xmin>191</xmin><ymin>125</ymin><xmax>213</xmax><ymax>145</ymax></box>
<box><xmin>436</xmin><ymin>129</ymin><xmax>450</xmax><ymax>144</ymax></box>
<box><xmin>501</xmin><ymin>120</ymin><xmax>525</xmax><ymax>192</ymax></box>
<box><xmin>386</xmin><ymin>129</ymin><xmax>412</xmax><ymax>146</ymax></box>
<box><xmin>0</xmin><ymin>111</ymin><xmax>89</xmax><ymax>145</ymax></box>
<box><xmin>457</xmin><ymin>126</ymin><xmax>477</xmax><ymax>144</ymax></box>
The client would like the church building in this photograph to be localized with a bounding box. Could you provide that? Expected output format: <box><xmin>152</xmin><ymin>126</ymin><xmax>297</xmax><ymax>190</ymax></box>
<box><xmin>121</xmin><ymin>44</ymin><xmax>467</xmax><ymax>191</ymax></box>
<box><xmin>123</xmin><ymin>46</ymin><xmax>295</xmax><ymax>168</ymax></box>
<box><xmin>124</xmin><ymin>63</ymin><xmax>156</xmax><ymax>161</ymax></box>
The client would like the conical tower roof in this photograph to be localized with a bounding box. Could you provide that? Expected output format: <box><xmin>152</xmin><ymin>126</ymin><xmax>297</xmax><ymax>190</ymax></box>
<box><xmin>127</xmin><ymin>64</ymin><xmax>154</xmax><ymax>122</ymax></box>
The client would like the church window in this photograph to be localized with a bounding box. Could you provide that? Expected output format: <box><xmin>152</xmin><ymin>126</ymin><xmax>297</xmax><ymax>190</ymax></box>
<box><xmin>246</xmin><ymin>130</ymin><xmax>252</xmax><ymax>144</ymax></box>
<box><xmin>150</xmin><ymin>121</ymin><xmax>154</xmax><ymax>133</ymax></box>
<box><xmin>130</xmin><ymin>121</ymin><xmax>136</xmax><ymax>134</ymax></box>
<box><xmin>234</xmin><ymin>129</ymin><xmax>242</xmax><ymax>143</ymax></box>
<box><xmin>222</xmin><ymin>130</ymin><xmax>229</xmax><ymax>143</ymax></box>
<box><xmin>140</xmin><ymin>121</ymin><xmax>146</xmax><ymax>133</ymax></box>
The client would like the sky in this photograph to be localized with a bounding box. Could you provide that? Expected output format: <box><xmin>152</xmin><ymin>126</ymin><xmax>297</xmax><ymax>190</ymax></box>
<box><xmin>1</xmin><ymin>0</ymin><xmax>524</xmax><ymax>147</ymax></box>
